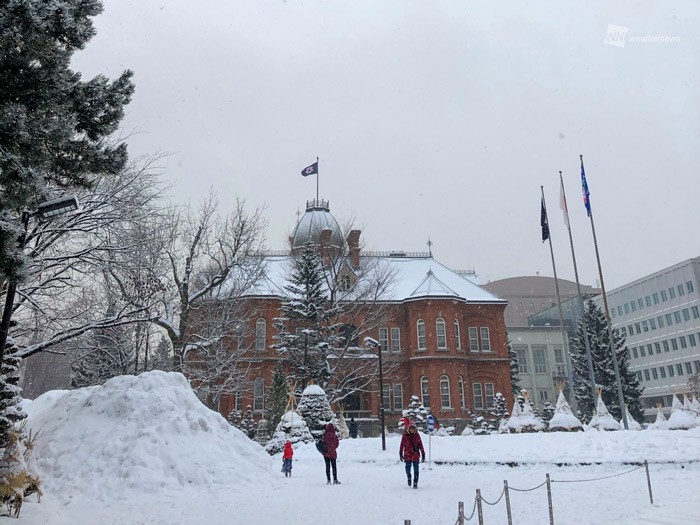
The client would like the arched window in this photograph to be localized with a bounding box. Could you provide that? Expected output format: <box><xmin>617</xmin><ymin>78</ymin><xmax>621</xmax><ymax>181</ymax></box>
<box><xmin>255</xmin><ymin>318</ymin><xmax>266</xmax><ymax>351</ymax></box>
<box><xmin>458</xmin><ymin>376</ymin><xmax>465</xmax><ymax>409</ymax></box>
<box><xmin>440</xmin><ymin>375</ymin><xmax>451</xmax><ymax>408</ymax></box>
<box><xmin>417</xmin><ymin>320</ymin><xmax>426</xmax><ymax>350</ymax></box>
<box><xmin>436</xmin><ymin>317</ymin><xmax>447</xmax><ymax>349</ymax></box>
<box><xmin>253</xmin><ymin>377</ymin><xmax>264</xmax><ymax>411</ymax></box>
<box><xmin>454</xmin><ymin>320</ymin><xmax>461</xmax><ymax>350</ymax></box>
<box><xmin>420</xmin><ymin>376</ymin><xmax>430</xmax><ymax>408</ymax></box>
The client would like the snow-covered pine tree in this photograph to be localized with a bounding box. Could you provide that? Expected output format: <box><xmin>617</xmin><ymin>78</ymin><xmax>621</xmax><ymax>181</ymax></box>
<box><xmin>0</xmin><ymin>0</ymin><xmax>134</xmax><ymax>286</ymax></box>
<box><xmin>264</xmin><ymin>363</ymin><xmax>289</xmax><ymax>435</ymax></box>
<box><xmin>400</xmin><ymin>395</ymin><xmax>428</xmax><ymax>431</ymax></box>
<box><xmin>296</xmin><ymin>384</ymin><xmax>337</xmax><ymax>438</ymax></box>
<box><xmin>235</xmin><ymin>405</ymin><xmax>257</xmax><ymax>439</ymax></box>
<box><xmin>588</xmin><ymin>393</ymin><xmax>621</xmax><ymax>431</ymax></box>
<box><xmin>254</xmin><ymin>419</ymin><xmax>269</xmax><ymax>445</ymax></box>
<box><xmin>491</xmin><ymin>392</ymin><xmax>510</xmax><ymax>433</ymax></box>
<box><xmin>548</xmin><ymin>390</ymin><xmax>583</xmax><ymax>432</ymax></box>
<box><xmin>265</xmin><ymin>410</ymin><xmax>314</xmax><ymax>455</ymax></box>
<box><xmin>541</xmin><ymin>401</ymin><xmax>555</xmax><ymax>427</ymax></box>
<box><xmin>507</xmin><ymin>340</ymin><xmax>521</xmax><ymax>395</ymax></box>
<box><xmin>274</xmin><ymin>243</ymin><xmax>339</xmax><ymax>389</ymax></box>
<box><xmin>570</xmin><ymin>300</ymin><xmax>644</xmax><ymax>421</ymax></box>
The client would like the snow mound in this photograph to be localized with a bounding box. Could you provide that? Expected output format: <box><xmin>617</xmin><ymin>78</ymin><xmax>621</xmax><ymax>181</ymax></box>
<box><xmin>24</xmin><ymin>371</ymin><xmax>273</xmax><ymax>502</ymax></box>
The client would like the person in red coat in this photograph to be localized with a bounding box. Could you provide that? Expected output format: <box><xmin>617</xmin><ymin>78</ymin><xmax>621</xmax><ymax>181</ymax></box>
<box><xmin>399</xmin><ymin>421</ymin><xmax>425</xmax><ymax>489</ymax></box>
<box><xmin>322</xmin><ymin>422</ymin><xmax>340</xmax><ymax>484</ymax></box>
<box><xmin>282</xmin><ymin>440</ymin><xmax>293</xmax><ymax>477</ymax></box>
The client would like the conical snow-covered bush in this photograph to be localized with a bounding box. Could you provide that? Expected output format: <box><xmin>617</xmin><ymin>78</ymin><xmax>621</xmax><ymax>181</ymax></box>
<box><xmin>265</xmin><ymin>410</ymin><xmax>314</xmax><ymax>454</ymax></box>
<box><xmin>622</xmin><ymin>407</ymin><xmax>641</xmax><ymax>430</ymax></box>
<box><xmin>548</xmin><ymin>391</ymin><xmax>583</xmax><ymax>432</ymax></box>
<box><xmin>588</xmin><ymin>394</ymin><xmax>621</xmax><ymax>431</ymax></box>
<box><xmin>668</xmin><ymin>395</ymin><xmax>695</xmax><ymax>430</ymax></box>
<box><xmin>505</xmin><ymin>392</ymin><xmax>544</xmax><ymax>433</ymax></box>
<box><xmin>647</xmin><ymin>406</ymin><xmax>669</xmax><ymax>430</ymax></box>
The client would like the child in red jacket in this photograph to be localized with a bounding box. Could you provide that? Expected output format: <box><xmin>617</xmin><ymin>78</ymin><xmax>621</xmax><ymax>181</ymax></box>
<box><xmin>282</xmin><ymin>440</ymin><xmax>293</xmax><ymax>477</ymax></box>
<box><xmin>399</xmin><ymin>422</ymin><xmax>425</xmax><ymax>488</ymax></box>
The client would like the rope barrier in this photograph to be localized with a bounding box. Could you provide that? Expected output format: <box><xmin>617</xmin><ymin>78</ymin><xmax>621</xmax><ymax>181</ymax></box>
<box><xmin>551</xmin><ymin>465</ymin><xmax>643</xmax><ymax>483</ymax></box>
<box><xmin>480</xmin><ymin>487</ymin><xmax>506</xmax><ymax>506</ymax></box>
<box><xmin>462</xmin><ymin>495</ymin><xmax>478</xmax><ymax>522</ymax></box>
<box><xmin>509</xmin><ymin>479</ymin><xmax>548</xmax><ymax>492</ymax></box>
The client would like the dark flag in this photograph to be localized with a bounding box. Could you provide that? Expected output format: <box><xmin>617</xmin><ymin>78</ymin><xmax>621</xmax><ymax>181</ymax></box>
<box><xmin>541</xmin><ymin>195</ymin><xmax>550</xmax><ymax>242</ymax></box>
<box><xmin>580</xmin><ymin>155</ymin><xmax>591</xmax><ymax>217</ymax></box>
<box><xmin>301</xmin><ymin>161</ymin><xmax>318</xmax><ymax>177</ymax></box>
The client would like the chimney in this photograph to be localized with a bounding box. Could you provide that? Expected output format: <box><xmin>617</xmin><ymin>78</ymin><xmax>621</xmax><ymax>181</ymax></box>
<box><xmin>347</xmin><ymin>229</ymin><xmax>361</xmax><ymax>268</ymax></box>
<box><xmin>320</xmin><ymin>228</ymin><xmax>333</xmax><ymax>266</ymax></box>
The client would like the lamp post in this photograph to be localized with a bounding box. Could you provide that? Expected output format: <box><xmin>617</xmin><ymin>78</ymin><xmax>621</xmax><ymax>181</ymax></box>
<box><xmin>0</xmin><ymin>196</ymin><xmax>80</xmax><ymax>367</ymax></box>
<box><xmin>364</xmin><ymin>336</ymin><xmax>386</xmax><ymax>451</ymax></box>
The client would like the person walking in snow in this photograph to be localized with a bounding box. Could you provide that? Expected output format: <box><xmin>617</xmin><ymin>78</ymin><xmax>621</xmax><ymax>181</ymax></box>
<box><xmin>322</xmin><ymin>422</ymin><xmax>340</xmax><ymax>484</ymax></box>
<box><xmin>399</xmin><ymin>421</ymin><xmax>425</xmax><ymax>489</ymax></box>
<box><xmin>349</xmin><ymin>418</ymin><xmax>358</xmax><ymax>439</ymax></box>
<box><xmin>282</xmin><ymin>440</ymin><xmax>294</xmax><ymax>477</ymax></box>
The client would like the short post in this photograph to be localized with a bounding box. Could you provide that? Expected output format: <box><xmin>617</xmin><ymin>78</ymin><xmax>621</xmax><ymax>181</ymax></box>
<box><xmin>504</xmin><ymin>480</ymin><xmax>513</xmax><ymax>525</ymax></box>
<box><xmin>476</xmin><ymin>489</ymin><xmax>484</xmax><ymax>525</ymax></box>
<box><xmin>458</xmin><ymin>501</ymin><xmax>465</xmax><ymax>525</ymax></box>
<box><xmin>644</xmin><ymin>460</ymin><xmax>654</xmax><ymax>504</ymax></box>
<box><xmin>404</xmin><ymin>520</ymin><xmax>411</xmax><ymax>525</ymax></box>
<box><xmin>546</xmin><ymin>473</ymin><xmax>554</xmax><ymax>525</ymax></box>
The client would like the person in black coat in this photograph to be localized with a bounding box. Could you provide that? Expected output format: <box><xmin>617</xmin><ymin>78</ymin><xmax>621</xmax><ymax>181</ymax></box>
<box><xmin>349</xmin><ymin>418</ymin><xmax>358</xmax><ymax>439</ymax></box>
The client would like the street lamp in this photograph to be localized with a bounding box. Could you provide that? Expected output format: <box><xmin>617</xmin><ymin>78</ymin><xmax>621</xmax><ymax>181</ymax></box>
<box><xmin>0</xmin><ymin>196</ymin><xmax>80</xmax><ymax>366</ymax></box>
<box><xmin>364</xmin><ymin>336</ymin><xmax>386</xmax><ymax>451</ymax></box>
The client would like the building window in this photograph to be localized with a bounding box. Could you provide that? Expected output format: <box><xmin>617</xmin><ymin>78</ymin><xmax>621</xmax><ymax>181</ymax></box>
<box><xmin>440</xmin><ymin>376</ymin><xmax>451</xmax><ymax>408</ymax></box>
<box><xmin>473</xmin><ymin>383</ymin><xmax>484</xmax><ymax>410</ymax></box>
<box><xmin>677</xmin><ymin>284</ymin><xmax>685</xmax><ymax>296</ymax></box>
<box><xmin>485</xmin><ymin>383</ymin><xmax>495</xmax><ymax>408</ymax></box>
<box><xmin>436</xmin><ymin>318</ymin><xmax>447</xmax><ymax>349</ymax></box>
<box><xmin>635</xmin><ymin>323</ymin><xmax>641</xmax><ymax>334</ymax></box>
<box><xmin>661</xmin><ymin>290</ymin><xmax>667</xmax><ymax>301</ymax></box>
<box><xmin>679</xmin><ymin>336</ymin><xmax>687</xmax><ymax>349</ymax></box>
<box><xmin>417</xmin><ymin>320</ymin><xmax>426</xmax><ymax>350</ymax></box>
<box><xmin>659</xmin><ymin>367</ymin><xmax>666</xmax><ymax>378</ymax></box>
<box><xmin>393</xmin><ymin>384</ymin><xmax>404</xmax><ymax>411</ymax></box>
<box><xmin>657</xmin><ymin>316</ymin><xmax>664</xmax><ymax>328</ymax></box>
<box><xmin>533</xmin><ymin>346</ymin><xmax>547</xmax><ymax>374</ymax></box>
<box><xmin>640</xmin><ymin>346</ymin><xmax>646</xmax><ymax>357</ymax></box>
<box><xmin>234</xmin><ymin>391</ymin><xmax>242</xmax><ymax>412</ymax></box>
<box><xmin>253</xmin><ymin>377</ymin><xmax>264</xmax><ymax>411</ymax></box>
<box><xmin>382</xmin><ymin>384</ymin><xmax>391</xmax><ymax>409</ymax></box>
<box><xmin>636</xmin><ymin>371</ymin><xmax>643</xmax><ymax>382</ymax></box>
<box><xmin>454</xmin><ymin>320</ymin><xmax>461</xmax><ymax>350</ymax></box>
<box><xmin>687</xmin><ymin>281</ymin><xmax>695</xmax><ymax>293</ymax></box>
<box><xmin>695</xmin><ymin>360</ymin><xmax>700</xmax><ymax>373</ymax></box>
<box><xmin>668</xmin><ymin>365</ymin><xmax>675</xmax><ymax>377</ymax></box>
<box><xmin>642</xmin><ymin>320</ymin><xmax>648</xmax><ymax>332</ymax></box>
<box><xmin>669</xmin><ymin>287</ymin><xmax>676</xmax><ymax>299</ymax></box>
<box><xmin>420</xmin><ymin>377</ymin><xmax>430</xmax><ymax>408</ymax></box>
<box><xmin>654</xmin><ymin>342</ymin><xmax>661</xmax><ymax>354</ymax></box>
<box><xmin>514</xmin><ymin>345</ymin><xmax>528</xmax><ymax>374</ymax></box>
<box><xmin>624</xmin><ymin>303</ymin><xmax>630</xmax><ymax>314</ymax></box>
<box><xmin>665</xmin><ymin>314</ymin><xmax>673</xmax><ymax>326</ymax></box>
<box><xmin>458</xmin><ymin>376</ymin><xmax>466</xmax><ymax>409</ymax></box>
<box><xmin>692</xmin><ymin>306</ymin><xmax>700</xmax><ymax>319</ymax></box>
<box><xmin>651</xmin><ymin>368</ymin><xmax>658</xmax><ymax>380</ymax></box>
<box><xmin>632</xmin><ymin>347</ymin><xmax>638</xmax><ymax>359</ymax></box>
<box><xmin>671</xmin><ymin>338</ymin><xmax>679</xmax><ymax>351</ymax></box>
<box><xmin>255</xmin><ymin>318</ymin><xmax>266</xmax><ymax>351</ymax></box>
<box><xmin>390</xmin><ymin>327</ymin><xmax>400</xmax><ymax>352</ymax></box>
<box><xmin>652</xmin><ymin>293</ymin><xmax>659</xmax><ymax>304</ymax></box>
<box><xmin>685</xmin><ymin>362</ymin><xmax>693</xmax><ymax>375</ymax></box>
<box><xmin>674</xmin><ymin>311</ymin><xmax>682</xmax><ymax>324</ymax></box>
<box><xmin>645</xmin><ymin>296</ymin><xmax>651</xmax><ymax>307</ymax></box>
<box><xmin>480</xmin><ymin>327</ymin><xmax>491</xmax><ymax>352</ymax></box>
<box><xmin>379</xmin><ymin>327</ymin><xmax>388</xmax><ymax>349</ymax></box>
<box><xmin>689</xmin><ymin>334</ymin><xmax>697</xmax><ymax>347</ymax></box>
<box><xmin>662</xmin><ymin>340</ymin><xmax>670</xmax><ymax>352</ymax></box>
<box><xmin>683</xmin><ymin>309</ymin><xmax>690</xmax><ymax>322</ymax></box>
<box><xmin>539</xmin><ymin>390</ymin><xmax>549</xmax><ymax>402</ymax></box>
<box><xmin>643</xmin><ymin>369</ymin><xmax>650</xmax><ymax>381</ymax></box>
<box><xmin>628</xmin><ymin>325</ymin><xmax>635</xmax><ymax>335</ymax></box>
<box><xmin>676</xmin><ymin>363</ymin><xmax>684</xmax><ymax>376</ymax></box>
<box><xmin>638</xmin><ymin>298</ymin><xmax>644</xmax><ymax>309</ymax></box>
<box><xmin>469</xmin><ymin>327</ymin><xmax>479</xmax><ymax>352</ymax></box>
<box><xmin>650</xmin><ymin>318</ymin><xmax>656</xmax><ymax>330</ymax></box>
<box><xmin>630</xmin><ymin>302</ymin><xmax>636</xmax><ymax>312</ymax></box>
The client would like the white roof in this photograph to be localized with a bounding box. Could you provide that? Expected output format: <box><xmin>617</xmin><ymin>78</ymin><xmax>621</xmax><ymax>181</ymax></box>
<box><xmin>246</xmin><ymin>254</ymin><xmax>504</xmax><ymax>304</ymax></box>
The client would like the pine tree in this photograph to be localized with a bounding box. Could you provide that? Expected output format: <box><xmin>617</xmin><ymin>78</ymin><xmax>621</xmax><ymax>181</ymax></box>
<box><xmin>400</xmin><ymin>395</ymin><xmax>428</xmax><ymax>431</ymax></box>
<box><xmin>70</xmin><ymin>321</ymin><xmax>135</xmax><ymax>388</ymax></box>
<box><xmin>570</xmin><ymin>300</ymin><xmax>644</xmax><ymax>421</ymax></box>
<box><xmin>0</xmin><ymin>1</ymin><xmax>135</xmax><ymax>283</ymax></box>
<box><xmin>491</xmin><ymin>392</ymin><xmax>510</xmax><ymax>431</ymax></box>
<box><xmin>264</xmin><ymin>363</ymin><xmax>289</xmax><ymax>434</ymax></box>
<box><xmin>274</xmin><ymin>244</ymin><xmax>340</xmax><ymax>388</ymax></box>
<box><xmin>234</xmin><ymin>405</ymin><xmax>257</xmax><ymax>439</ymax></box>
<box><xmin>265</xmin><ymin>410</ymin><xmax>314</xmax><ymax>455</ymax></box>
<box><xmin>541</xmin><ymin>401</ymin><xmax>555</xmax><ymax>427</ymax></box>
<box><xmin>296</xmin><ymin>384</ymin><xmax>337</xmax><ymax>438</ymax></box>
<box><xmin>507</xmin><ymin>340</ymin><xmax>521</xmax><ymax>395</ymax></box>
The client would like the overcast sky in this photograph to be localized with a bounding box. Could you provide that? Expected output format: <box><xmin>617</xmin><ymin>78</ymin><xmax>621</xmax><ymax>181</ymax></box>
<box><xmin>73</xmin><ymin>1</ymin><xmax>699</xmax><ymax>290</ymax></box>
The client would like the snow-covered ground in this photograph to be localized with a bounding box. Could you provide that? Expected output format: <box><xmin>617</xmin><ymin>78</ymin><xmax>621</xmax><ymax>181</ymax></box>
<box><xmin>15</xmin><ymin>372</ymin><xmax>700</xmax><ymax>524</ymax></box>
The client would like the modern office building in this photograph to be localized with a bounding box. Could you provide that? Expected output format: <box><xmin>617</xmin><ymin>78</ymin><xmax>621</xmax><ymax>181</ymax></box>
<box><xmin>595</xmin><ymin>257</ymin><xmax>700</xmax><ymax>420</ymax></box>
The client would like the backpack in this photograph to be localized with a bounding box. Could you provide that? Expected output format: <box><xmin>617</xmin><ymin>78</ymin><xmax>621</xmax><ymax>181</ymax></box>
<box><xmin>315</xmin><ymin>438</ymin><xmax>326</xmax><ymax>455</ymax></box>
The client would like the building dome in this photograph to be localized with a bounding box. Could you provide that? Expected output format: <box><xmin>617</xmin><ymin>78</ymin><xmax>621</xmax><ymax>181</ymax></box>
<box><xmin>291</xmin><ymin>199</ymin><xmax>345</xmax><ymax>250</ymax></box>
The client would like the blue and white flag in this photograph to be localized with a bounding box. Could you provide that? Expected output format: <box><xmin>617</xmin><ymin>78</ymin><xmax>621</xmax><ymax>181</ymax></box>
<box><xmin>580</xmin><ymin>156</ymin><xmax>591</xmax><ymax>217</ymax></box>
<box><xmin>301</xmin><ymin>161</ymin><xmax>318</xmax><ymax>177</ymax></box>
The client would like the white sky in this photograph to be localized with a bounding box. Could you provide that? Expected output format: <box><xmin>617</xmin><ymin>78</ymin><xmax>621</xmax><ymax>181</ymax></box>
<box><xmin>72</xmin><ymin>1</ymin><xmax>699</xmax><ymax>289</ymax></box>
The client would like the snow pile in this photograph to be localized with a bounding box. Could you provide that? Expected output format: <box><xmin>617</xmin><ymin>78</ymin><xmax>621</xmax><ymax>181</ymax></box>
<box><xmin>667</xmin><ymin>395</ymin><xmax>696</xmax><ymax>430</ymax></box>
<box><xmin>547</xmin><ymin>391</ymin><xmax>583</xmax><ymax>432</ymax></box>
<box><xmin>24</xmin><ymin>371</ymin><xmax>273</xmax><ymax>502</ymax></box>
<box><xmin>647</xmin><ymin>407</ymin><xmax>669</xmax><ymax>430</ymax></box>
<box><xmin>588</xmin><ymin>396</ymin><xmax>621</xmax><ymax>431</ymax></box>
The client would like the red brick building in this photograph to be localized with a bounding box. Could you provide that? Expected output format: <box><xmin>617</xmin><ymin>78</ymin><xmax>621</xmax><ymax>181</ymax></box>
<box><xmin>215</xmin><ymin>199</ymin><xmax>512</xmax><ymax>432</ymax></box>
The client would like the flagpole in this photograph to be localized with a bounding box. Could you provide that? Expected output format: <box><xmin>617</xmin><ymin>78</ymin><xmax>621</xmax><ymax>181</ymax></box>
<box><xmin>540</xmin><ymin>186</ymin><xmax>575</xmax><ymax>402</ymax></box>
<box><xmin>316</xmin><ymin>156</ymin><xmax>319</xmax><ymax>203</ymax></box>
<box><xmin>559</xmin><ymin>171</ymin><xmax>597</xmax><ymax>410</ymax></box>
<box><xmin>580</xmin><ymin>155</ymin><xmax>628</xmax><ymax>429</ymax></box>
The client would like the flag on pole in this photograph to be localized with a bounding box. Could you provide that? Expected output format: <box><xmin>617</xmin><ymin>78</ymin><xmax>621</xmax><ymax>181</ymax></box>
<box><xmin>580</xmin><ymin>156</ymin><xmax>591</xmax><ymax>217</ymax></box>
<box><xmin>559</xmin><ymin>177</ymin><xmax>570</xmax><ymax>228</ymax></box>
<box><xmin>541</xmin><ymin>195</ymin><xmax>550</xmax><ymax>242</ymax></box>
<box><xmin>301</xmin><ymin>161</ymin><xmax>318</xmax><ymax>177</ymax></box>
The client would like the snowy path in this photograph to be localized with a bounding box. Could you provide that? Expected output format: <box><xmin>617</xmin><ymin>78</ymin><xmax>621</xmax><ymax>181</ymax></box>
<box><xmin>17</xmin><ymin>458</ymin><xmax>700</xmax><ymax>524</ymax></box>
